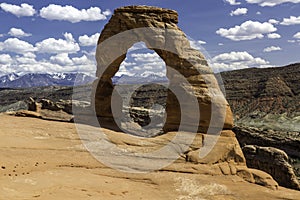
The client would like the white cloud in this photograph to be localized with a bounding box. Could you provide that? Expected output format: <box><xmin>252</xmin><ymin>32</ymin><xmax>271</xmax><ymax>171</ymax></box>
<box><xmin>216</xmin><ymin>20</ymin><xmax>277</xmax><ymax>41</ymax></box>
<box><xmin>8</xmin><ymin>28</ymin><xmax>32</xmax><ymax>38</ymax></box>
<box><xmin>212</xmin><ymin>51</ymin><xmax>270</xmax><ymax>72</ymax></box>
<box><xmin>116</xmin><ymin>52</ymin><xmax>166</xmax><ymax>77</ymax></box>
<box><xmin>40</xmin><ymin>4</ymin><xmax>111</xmax><ymax>23</ymax></box>
<box><xmin>288</xmin><ymin>40</ymin><xmax>296</xmax><ymax>43</ymax></box>
<box><xmin>0</xmin><ymin>52</ymin><xmax>96</xmax><ymax>76</ymax></box>
<box><xmin>50</xmin><ymin>53</ymin><xmax>73</xmax><ymax>66</ymax></box>
<box><xmin>263</xmin><ymin>46</ymin><xmax>282</xmax><ymax>52</ymax></box>
<box><xmin>128</xmin><ymin>42</ymin><xmax>147</xmax><ymax>52</ymax></box>
<box><xmin>268</xmin><ymin>19</ymin><xmax>279</xmax><ymax>24</ymax></box>
<box><xmin>116</xmin><ymin>62</ymin><xmax>135</xmax><ymax>77</ymax></box>
<box><xmin>78</xmin><ymin>33</ymin><xmax>100</xmax><ymax>46</ymax></box>
<box><xmin>0</xmin><ymin>54</ymin><xmax>13</xmax><ymax>64</ymax></box>
<box><xmin>246</xmin><ymin>0</ymin><xmax>300</xmax><ymax>7</ymax></box>
<box><xmin>267</xmin><ymin>33</ymin><xmax>281</xmax><ymax>39</ymax></box>
<box><xmin>281</xmin><ymin>16</ymin><xmax>300</xmax><ymax>25</ymax></box>
<box><xmin>35</xmin><ymin>32</ymin><xmax>80</xmax><ymax>54</ymax></box>
<box><xmin>0</xmin><ymin>38</ymin><xmax>36</xmax><ymax>54</ymax></box>
<box><xmin>72</xmin><ymin>55</ymin><xmax>91</xmax><ymax>65</ymax></box>
<box><xmin>16</xmin><ymin>54</ymin><xmax>37</xmax><ymax>64</ymax></box>
<box><xmin>293</xmin><ymin>32</ymin><xmax>300</xmax><ymax>39</ymax></box>
<box><xmin>218</xmin><ymin>43</ymin><xmax>224</xmax><ymax>46</ymax></box>
<box><xmin>0</xmin><ymin>3</ymin><xmax>35</xmax><ymax>17</ymax></box>
<box><xmin>23</xmin><ymin>52</ymin><xmax>36</xmax><ymax>58</ymax></box>
<box><xmin>103</xmin><ymin>9</ymin><xmax>112</xmax><ymax>16</ymax></box>
<box><xmin>225</xmin><ymin>0</ymin><xmax>241</xmax><ymax>5</ymax></box>
<box><xmin>256</xmin><ymin>11</ymin><xmax>262</xmax><ymax>15</ymax></box>
<box><xmin>190</xmin><ymin>40</ymin><xmax>207</xmax><ymax>50</ymax></box>
<box><xmin>230</xmin><ymin>8</ymin><xmax>248</xmax><ymax>16</ymax></box>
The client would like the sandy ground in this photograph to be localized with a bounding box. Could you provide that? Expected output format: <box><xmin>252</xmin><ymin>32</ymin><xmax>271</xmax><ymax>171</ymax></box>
<box><xmin>0</xmin><ymin>114</ymin><xmax>300</xmax><ymax>200</ymax></box>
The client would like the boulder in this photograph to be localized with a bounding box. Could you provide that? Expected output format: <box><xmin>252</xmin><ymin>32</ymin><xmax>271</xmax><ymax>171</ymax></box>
<box><xmin>243</xmin><ymin>145</ymin><xmax>300</xmax><ymax>190</ymax></box>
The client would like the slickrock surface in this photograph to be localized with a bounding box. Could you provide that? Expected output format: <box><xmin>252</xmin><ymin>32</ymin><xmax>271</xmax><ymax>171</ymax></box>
<box><xmin>94</xmin><ymin>5</ymin><xmax>233</xmax><ymax>132</ymax></box>
<box><xmin>1</xmin><ymin>114</ymin><xmax>300</xmax><ymax>200</ymax></box>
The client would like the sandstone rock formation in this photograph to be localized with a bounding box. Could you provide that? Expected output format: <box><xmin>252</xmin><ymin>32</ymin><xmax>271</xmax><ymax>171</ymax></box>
<box><xmin>243</xmin><ymin>145</ymin><xmax>300</xmax><ymax>190</ymax></box>
<box><xmin>86</xmin><ymin>5</ymin><xmax>282</xmax><ymax>190</ymax></box>
<box><xmin>93</xmin><ymin>5</ymin><xmax>233</xmax><ymax>133</ymax></box>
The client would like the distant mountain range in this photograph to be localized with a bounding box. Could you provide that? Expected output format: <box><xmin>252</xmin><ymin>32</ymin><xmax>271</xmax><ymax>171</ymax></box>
<box><xmin>0</xmin><ymin>72</ymin><xmax>169</xmax><ymax>88</ymax></box>
<box><xmin>0</xmin><ymin>73</ymin><xmax>96</xmax><ymax>88</ymax></box>
<box><xmin>112</xmin><ymin>74</ymin><xmax>168</xmax><ymax>85</ymax></box>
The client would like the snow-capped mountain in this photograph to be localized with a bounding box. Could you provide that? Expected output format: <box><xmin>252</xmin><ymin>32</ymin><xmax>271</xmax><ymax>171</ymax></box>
<box><xmin>0</xmin><ymin>71</ymin><xmax>169</xmax><ymax>88</ymax></box>
<box><xmin>112</xmin><ymin>73</ymin><xmax>169</xmax><ymax>85</ymax></box>
<box><xmin>0</xmin><ymin>73</ymin><xmax>20</xmax><ymax>83</ymax></box>
<box><xmin>0</xmin><ymin>73</ymin><xmax>96</xmax><ymax>88</ymax></box>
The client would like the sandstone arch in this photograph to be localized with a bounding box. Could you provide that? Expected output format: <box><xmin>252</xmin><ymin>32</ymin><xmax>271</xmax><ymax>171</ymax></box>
<box><xmin>94</xmin><ymin>5</ymin><xmax>233</xmax><ymax>133</ymax></box>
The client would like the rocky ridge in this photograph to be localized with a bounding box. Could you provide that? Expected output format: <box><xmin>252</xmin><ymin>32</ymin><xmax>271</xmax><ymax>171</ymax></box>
<box><xmin>220</xmin><ymin>63</ymin><xmax>300</xmax><ymax>132</ymax></box>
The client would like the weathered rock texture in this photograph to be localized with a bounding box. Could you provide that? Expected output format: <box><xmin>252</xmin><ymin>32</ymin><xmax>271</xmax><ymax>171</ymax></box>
<box><xmin>94</xmin><ymin>5</ymin><xmax>233</xmax><ymax>133</ymax></box>
<box><xmin>243</xmin><ymin>145</ymin><xmax>300</xmax><ymax>190</ymax></box>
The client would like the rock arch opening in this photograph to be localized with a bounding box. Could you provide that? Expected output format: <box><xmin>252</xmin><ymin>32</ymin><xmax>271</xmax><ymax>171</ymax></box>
<box><xmin>110</xmin><ymin>42</ymin><xmax>169</xmax><ymax>137</ymax></box>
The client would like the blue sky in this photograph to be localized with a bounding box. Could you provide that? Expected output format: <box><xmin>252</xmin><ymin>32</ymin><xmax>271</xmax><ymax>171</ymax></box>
<box><xmin>0</xmin><ymin>0</ymin><xmax>299</xmax><ymax>77</ymax></box>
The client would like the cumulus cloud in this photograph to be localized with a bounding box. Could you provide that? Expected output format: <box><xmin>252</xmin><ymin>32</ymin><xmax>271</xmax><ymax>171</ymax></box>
<box><xmin>50</xmin><ymin>53</ymin><xmax>93</xmax><ymax>66</ymax></box>
<box><xmin>268</xmin><ymin>19</ymin><xmax>280</xmax><ymax>24</ymax></box>
<box><xmin>0</xmin><ymin>38</ymin><xmax>36</xmax><ymax>54</ymax></box>
<box><xmin>281</xmin><ymin>16</ymin><xmax>300</xmax><ymax>25</ymax></box>
<box><xmin>78</xmin><ymin>33</ymin><xmax>100</xmax><ymax>46</ymax></box>
<box><xmin>246</xmin><ymin>0</ymin><xmax>300</xmax><ymax>7</ymax></box>
<box><xmin>0</xmin><ymin>54</ymin><xmax>13</xmax><ymax>64</ymax></box>
<box><xmin>115</xmin><ymin>51</ymin><xmax>166</xmax><ymax>77</ymax></box>
<box><xmin>293</xmin><ymin>32</ymin><xmax>300</xmax><ymax>38</ymax></box>
<box><xmin>16</xmin><ymin>54</ymin><xmax>37</xmax><ymax>64</ymax></box>
<box><xmin>267</xmin><ymin>33</ymin><xmax>281</xmax><ymax>39</ymax></box>
<box><xmin>72</xmin><ymin>55</ymin><xmax>91</xmax><ymax>65</ymax></box>
<box><xmin>50</xmin><ymin>53</ymin><xmax>73</xmax><ymax>66</ymax></box>
<box><xmin>1</xmin><ymin>52</ymin><xmax>96</xmax><ymax>76</ymax></box>
<box><xmin>263</xmin><ymin>46</ymin><xmax>282</xmax><ymax>52</ymax></box>
<box><xmin>212</xmin><ymin>51</ymin><xmax>270</xmax><ymax>72</ymax></box>
<box><xmin>224</xmin><ymin>0</ymin><xmax>241</xmax><ymax>5</ymax></box>
<box><xmin>8</xmin><ymin>28</ymin><xmax>32</xmax><ymax>38</ymax></box>
<box><xmin>0</xmin><ymin>3</ymin><xmax>35</xmax><ymax>17</ymax></box>
<box><xmin>35</xmin><ymin>32</ymin><xmax>80</xmax><ymax>54</ymax></box>
<box><xmin>216</xmin><ymin>20</ymin><xmax>277</xmax><ymax>41</ymax></box>
<box><xmin>230</xmin><ymin>8</ymin><xmax>248</xmax><ymax>16</ymax></box>
<box><xmin>40</xmin><ymin>4</ymin><xmax>111</xmax><ymax>23</ymax></box>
